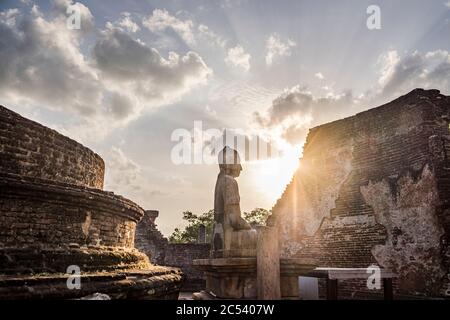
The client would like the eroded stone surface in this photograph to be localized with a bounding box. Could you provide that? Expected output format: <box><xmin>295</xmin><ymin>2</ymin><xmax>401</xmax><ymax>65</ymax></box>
<box><xmin>0</xmin><ymin>105</ymin><xmax>184</xmax><ymax>299</ymax></box>
<box><xmin>272</xmin><ymin>89</ymin><xmax>450</xmax><ymax>298</ymax></box>
<box><xmin>361</xmin><ymin>165</ymin><xmax>445</xmax><ymax>296</ymax></box>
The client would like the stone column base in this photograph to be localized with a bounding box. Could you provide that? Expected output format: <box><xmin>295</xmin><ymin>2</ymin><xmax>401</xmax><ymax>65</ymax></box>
<box><xmin>193</xmin><ymin>257</ymin><xmax>316</xmax><ymax>299</ymax></box>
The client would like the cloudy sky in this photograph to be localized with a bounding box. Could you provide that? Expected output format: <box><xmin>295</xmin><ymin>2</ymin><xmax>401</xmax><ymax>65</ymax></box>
<box><xmin>1</xmin><ymin>0</ymin><xmax>450</xmax><ymax>235</ymax></box>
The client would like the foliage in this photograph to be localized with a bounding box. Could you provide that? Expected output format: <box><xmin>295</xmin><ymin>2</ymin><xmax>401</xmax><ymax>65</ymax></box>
<box><xmin>168</xmin><ymin>208</ymin><xmax>272</xmax><ymax>244</ymax></box>
<box><xmin>243</xmin><ymin>207</ymin><xmax>271</xmax><ymax>227</ymax></box>
<box><xmin>169</xmin><ymin>210</ymin><xmax>214</xmax><ymax>244</ymax></box>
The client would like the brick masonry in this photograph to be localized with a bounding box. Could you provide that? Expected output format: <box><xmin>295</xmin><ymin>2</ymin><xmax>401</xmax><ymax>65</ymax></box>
<box><xmin>272</xmin><ymin>89</ymin><xmax>450</xmax><ymax>298</ymax></box>
<box><xmin>0</xmin><ymin>105</ymin><xmax>184</xmax><ymax>300</ymax></box>
<box><xmin>0</xmin><ymin>104</ymin><xmax>152</xmax><ymax>275</ymax></box>
<box><xmin>135</xmin><ymin>210</ymin><xmax>210</xmax><ymax>290</ymax></box>
<box><xmin>135</xmin><ymin>210</ymin><xmax>169</xmax><ymax>265</ymax></box>
<box><xmin>0</xmin><ymin>105</ymin><xmax>104</xmax><ymax>189</ymax></box>
<box><xmin>0</xmin><ymin>174</ymin><xmax>141</xmax><ymax>249</ymax></box>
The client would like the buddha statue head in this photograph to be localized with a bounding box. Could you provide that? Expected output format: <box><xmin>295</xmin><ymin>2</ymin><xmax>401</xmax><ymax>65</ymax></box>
<box><xmin>218</xmin><ymin>146</ymin><xmax>242</xmax><ymax>177</ymax></box>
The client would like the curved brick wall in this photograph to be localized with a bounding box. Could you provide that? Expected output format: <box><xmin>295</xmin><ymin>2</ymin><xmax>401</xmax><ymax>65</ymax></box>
<box><xmin>0</xmin><ymin>106</ymin><xmax>184</xmax><ymax>298</ymax></box>
<box><xmin>0</xmin><ymin>106</ymin><xmax>150</xmax><ymax>275</ymax></box>
<box><xmin>0</xmin><ymin>172</ymin><xmax>147</xmax><ymax>274</ymax></box>
<box><xmin>0</xmin><ymin>173</ymin><xmax>143</xmax><ymax>248</ymax></box>
<box><xmin>0</xmin><ymin>106</ymin><xmax>104</xmax><ymax>189</ymax></box>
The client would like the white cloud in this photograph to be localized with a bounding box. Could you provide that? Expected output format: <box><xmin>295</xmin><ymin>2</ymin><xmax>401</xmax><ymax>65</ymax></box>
<box><xmin>446</xmin><ymin>1</ymin><xmax>450</xmax><ymax>9</ymax></box>
<box><xmin>143</xmin><ymin>9</ymin><xmax>195</xmax><ymax>45</ymax></box>
<box><xmin>143</xmin><ymin>9</ymin><xmax>227</xmax><ymax>49</ymax></box>
<box><xmin>52</xmin><ymin>0</ymin><xmax>95</xmax><ymax>33</ymax></box>
<box><xmin>221</xmin><ymin>0</ymin><xmax>247</xmax><ymax>9</ymax></box>
<box><xmin>315</xmin><ymin>72</ymin><xmax>325</xmax><ymax>80</ymax></box>
<box><xmin>377</xmin><ymin>50</ymin><xmax>400</xmax><ymax>86</ymax></box>
<box><xmin>265</xmin><ymin>33</ymin><xmax>296</xmax><ymax>66</ymax></box>
<box><xmin>117</xmin><ymin>12</ymin><xmax>140</xmax><ymax>33</ymax></box>
<box><xmin>103</xmin><ymin>146</ymin><xmax>189</xmax><ymax>205</ymax></box>
<box><xmin>0</xmin><ymin>2</ymin><xmax>212</xmax><ymax>144</ymax></box>
<box><xmin>225</xmin><ymin>45</ymin><xmax>251</xmax><ymax>72</ymax></box>
<box><xmin>0</xmin><ymin>1</ymin><xmax>100</xmax><ymax>117</ymax></box>
<box><xmin>198</xmin><ymin>24</ymin><xmax>227</xmax><ymax>48</ymax></box>
<box><xmin>254</xmin><ymin>48</ymin><xmax>450</xmax><ymax>146</ymax></box>
<box><xmin>105</xmin><ymin>146</ymin><xmax>142</xmax><ymax>189</ymax></box>
<box><xmin>94</xmin><ymin>26</ymin><xmax>212</xmax><ymax>104</ymax></box>
<box><xmin>0</xmin><ymin>8</ymin><xmax>20</xmax><ymax>26</ymax></box>
<box><xmin>205</xmin><ymin>105</ymin><xmax>217</xmax><ymax>118</ymax></box>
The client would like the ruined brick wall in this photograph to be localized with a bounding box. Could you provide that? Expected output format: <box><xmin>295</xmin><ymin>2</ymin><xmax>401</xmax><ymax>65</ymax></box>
<box><xmin>164</xmin><ymin>243</ymin><xmax>210</xmax><ymax>290</ymax></box>
<box><xmin>0</xmin><ymin>175</ymin><xmax>141</xmax><ymax>248</ymax></box>
<box><xmin>135</xmin><ymin>211</ymin><xmax>210</xmax><ymax>290</ymax></box>
<box><xmin>272</xmin><ymin>89</ymin><xmax>450</xmax><ymax>298</ymax></box>
<box><xmin>135</xmin><ymin>210</ymin><xmax>169</xmax><ymax>265</ymax></box>
<box><xmin>0</xmin><ymin>106</ymin><xmax>186</xmax><ymax>299</ymax></box>
<box><xmin>0</xmin><ymin>106</ymin><xmax>104</xmax><ymax>189</ymax></box>
<box><xmin>0</xmin><ymin>105</ymin><xmax>148</xmax><ymax>275</ymax></box>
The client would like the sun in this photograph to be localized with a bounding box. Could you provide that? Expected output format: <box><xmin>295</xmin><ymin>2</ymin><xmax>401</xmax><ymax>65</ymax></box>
<box><xmin>244</xmin><ymin>143</ymin><xmax>301</xmax><ymax>203</ymax></box>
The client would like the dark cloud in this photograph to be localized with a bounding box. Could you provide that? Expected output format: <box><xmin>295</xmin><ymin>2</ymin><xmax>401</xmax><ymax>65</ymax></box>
<box><xmin>262</xmin><ymin>87</ymin><xmax>313</xmax><ymax>126</ymax></box>
<box><xmin>379</xmin><ymin>50</ymin><xmax>450</xmax><ymax>99</ymax></box>
<box><xmin>0</xmin><ymin>2</ymin><xmax>212</xmax><ymax>138</ymax></box>
<box><xmin>0</xmin><ymin>5</ymin><xmax>101</xmax><ymax>116</ymax></box>
<box><xmin>254</xmin><ymin>86</ymin><xmax>354</xmax><ymax>145</ymax></box>
<box><xmin>109</xmin><ymin>92</ymin><xmax>134</xmax><ymax>119</ymax></box>
<box><xmin>254</xmin><ymin>86</ymin><xmax>353</xmax><ymax>127</ymax></box>
<box><xmin>257</xmin><ymin>49</ymin><xmax>450</xmax><ymax>146</ymax></box>
<box><xmin>93</xmin><ymin>26</ymin><xmax>212</xmax><ymax>101</ymax></box>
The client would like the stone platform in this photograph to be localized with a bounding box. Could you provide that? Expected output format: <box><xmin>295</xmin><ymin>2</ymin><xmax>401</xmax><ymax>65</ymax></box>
<box><xmin>0</xmin><ymin>268</ymin><xmax>183</xmax><ymax>300</ymax></box>
<box><xmin>192</xmin><ymin>257</ymin><xmax>315</xmax><ymax>299</ymax></box>
<box><xmin>0</xmin><ymin>105</ymin><xmax>184</xmax><ymax>299</ymax></box>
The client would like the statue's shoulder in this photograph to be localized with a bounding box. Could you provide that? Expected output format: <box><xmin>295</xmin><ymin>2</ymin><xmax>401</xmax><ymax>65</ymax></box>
<box><xmin>222</xmin><ymin>175</ymin><xmax>239</xmax><ymax>203</ymax></box>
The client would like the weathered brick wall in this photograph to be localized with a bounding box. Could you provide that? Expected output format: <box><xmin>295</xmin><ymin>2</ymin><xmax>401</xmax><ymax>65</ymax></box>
<box><xmin>164</xmin><ymin>243</ymin><xmax>210</xmax><ymax>290</ymax></box>
<box><xmin>273</xmin><ymin>89</ymin><xmax>450</xmax><ymax>298</ymax></box>
<box><xmin>0</xmin><ymin>105</ymin><xmax>184</xmax><ymax>300</ymax></box>
<box><xmin>0</xmin><ymin>105</ymin><xmax>104</xmax><ymax>189</ymax></box>
<box><xmin>135</xmin><ymin>211</ymin><xmax>210</xmax><ymax>290</ymax></box>
<box><xmin>0</xmin><ymin>105</ymin><xmax>148</xmax><ymax>275</ymax></box>
<box><xmin>135</xmin><ymin>210</ymin><xmax>169</xmax><ymax>265</ymax></box>
<box><xmin>0</xmin><ymin>174</ymin><xmax>142</xmax><ymax>248</ymax></box>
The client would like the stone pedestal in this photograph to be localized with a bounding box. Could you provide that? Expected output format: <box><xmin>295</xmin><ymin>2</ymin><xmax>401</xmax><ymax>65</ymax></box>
<box><xmin>212</xmin><ymin>229</ymin><xmax>257</xmax><ymax>258</ymax></box>
<box><xmin>257</xmin><ymin>227</ymin><xmax>281</xmax><ymax>299</ymax></box>
<box><xmin>193</xmin><ymin>258</ymin><xmax>257</xmax><ymax>299</ymax></box>
<box><xmin>193</xmin><ymin>257</ymin><xmax>315</xmax><ymax>299</ymax></box>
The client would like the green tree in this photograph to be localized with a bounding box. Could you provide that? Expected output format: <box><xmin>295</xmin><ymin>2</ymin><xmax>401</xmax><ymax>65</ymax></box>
<box><xmin>169</xmin><ymin>207</ymin><xmax>272</xmax><ymax>244</ymax></box>
<box><xmin>169</xmin><ymin>210</ymin><xmax>214</xmax><ymax>244</ymax></box>
<box><xmin>243</xmin><ymin>208</ymin><xmax>271</xmax><ymax>227</ymax></box>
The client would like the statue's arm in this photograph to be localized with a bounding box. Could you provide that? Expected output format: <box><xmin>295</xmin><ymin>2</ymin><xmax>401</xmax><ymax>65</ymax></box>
<box><xmin>224</xmin><ymin>177</ymin><xmax>251</xmax><ymax>230</ymax></box>
<box><xmin>226</xmin><ymin>203</ymin><xmax>251</xmax><ymax>230</ymax></box>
